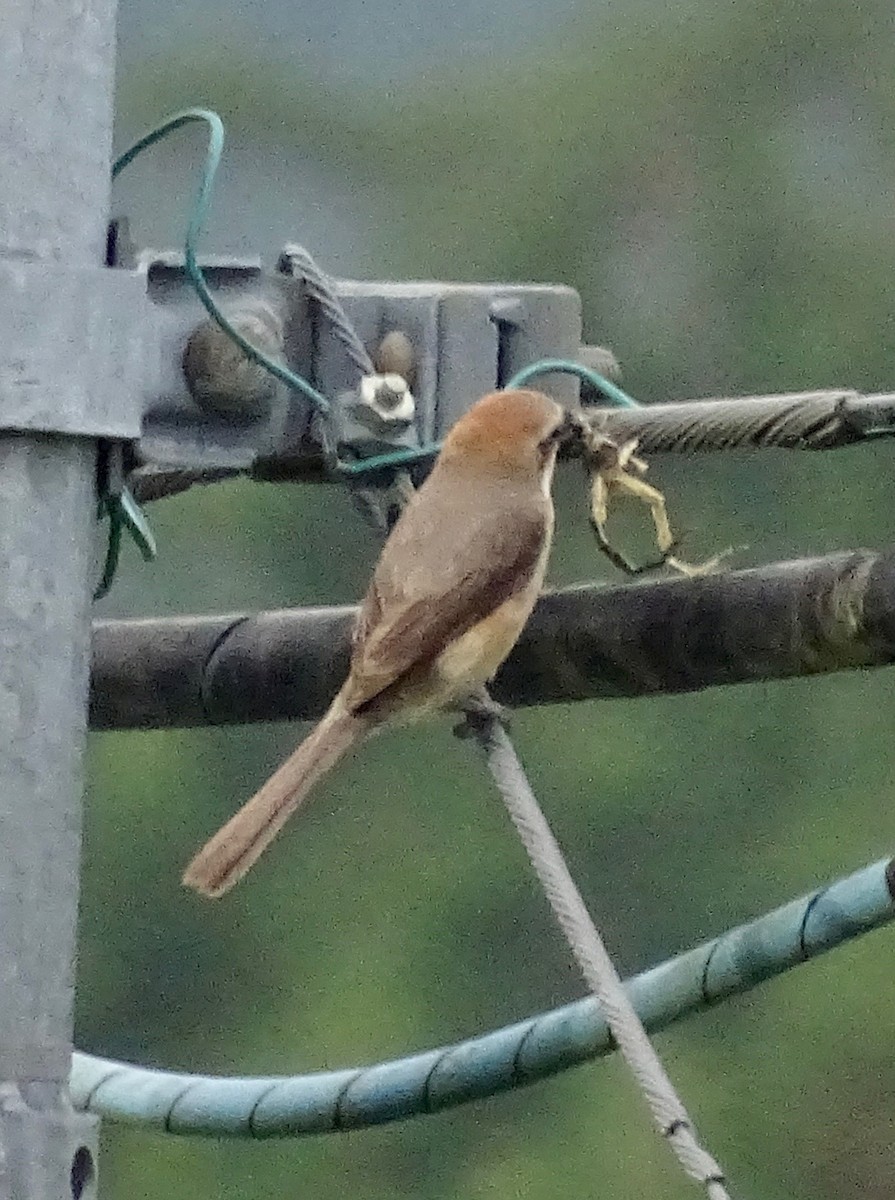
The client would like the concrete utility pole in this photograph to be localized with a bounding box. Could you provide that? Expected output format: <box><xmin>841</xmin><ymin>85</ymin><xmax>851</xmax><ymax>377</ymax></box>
<box><xmin>0</xmin><ymin>2</ymin><xmax>142</xmax><ymax>1196</ymax></box>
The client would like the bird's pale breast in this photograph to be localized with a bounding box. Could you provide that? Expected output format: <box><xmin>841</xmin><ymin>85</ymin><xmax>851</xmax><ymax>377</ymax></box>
<box><xmin>433</xmin><ymin>523</ymin><xmax>552</xmax><ymax>699</ymax></box>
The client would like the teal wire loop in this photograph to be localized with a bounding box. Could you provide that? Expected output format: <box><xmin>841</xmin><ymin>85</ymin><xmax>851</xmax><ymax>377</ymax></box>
<box><xmin>69</xmin><ymin>856</ymin><xmax>895</xmax><ymax>1138</ymax></box>
<box><xmin>336</xmin><ymin>443</ymin><xmax>444</xmax><ymax>476</ymax></box>
<box><xmin>94</xmin><ymin>440</ymin><xmax>157</xmax><ymax>600</ymax></box>
<box><xmin>105</xmin><ymin>115</ymin><xmax>641</xmax><ymax>544</ymax></box>
<box><xmin>94</xmin><ymin>487</ymin><xmax>158</xmax><ymax>601</ymax></box>
<box><xmin>113</xmin><ymin>109</ymin><xmax>331</xmax><ymax>415</ymax></box>
<box><xmin>505</xmin><ymin>359</ymin><xmax>641</xmax><ymax>409</ymax></box>
<box><xmin>111</xmin><ymin>112</ymin><xmax>641</xmax><ymax>493</ymax></box>
<box><xmin>99</xmin><ymin>108</ymin><xmax>332</xmax><ymax>595</ymax></box>
<box><xmin>336</xmin><ymin>359</ymin><xmax>644</xmax><ymax>477</ymax></box>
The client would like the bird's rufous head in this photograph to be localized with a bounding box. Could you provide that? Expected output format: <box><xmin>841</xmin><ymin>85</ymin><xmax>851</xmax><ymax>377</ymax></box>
<box><xmin>438</xmin><ymin>389</ymin><xmax>576</xmax><ymax>480</ymax></box>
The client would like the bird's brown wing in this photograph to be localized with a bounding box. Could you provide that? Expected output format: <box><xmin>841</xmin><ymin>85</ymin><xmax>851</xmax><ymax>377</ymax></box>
<box><xmin>344</xmin><ymin>479</ymin><xmax>548</xmax><ymax>712</ymax></box>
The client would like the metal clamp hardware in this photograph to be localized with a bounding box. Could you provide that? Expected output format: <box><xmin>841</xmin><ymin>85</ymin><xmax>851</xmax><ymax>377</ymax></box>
<box><xmin>0</xmin><ymin>263</ymin><xmax>155</xmax><ymax>439</ymax></box>
<box><xmin>121</xmin><ymin>246</ymin><xmax>584</xmax><ymax>473</ymax></box>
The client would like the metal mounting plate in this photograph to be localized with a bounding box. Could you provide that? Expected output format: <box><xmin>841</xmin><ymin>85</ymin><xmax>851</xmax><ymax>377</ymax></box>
<box><xmin>124</xmin><ymin>247</ymin><xmax>582</xmax><ymax>472</ymax></box>
<box><xmin>0</xmin><ymin>263</ymin><xmax>152</xmax><ymax>439</ymax></box>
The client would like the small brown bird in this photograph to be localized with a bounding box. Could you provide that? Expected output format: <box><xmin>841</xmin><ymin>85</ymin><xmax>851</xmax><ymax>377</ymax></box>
<box><xmin>183</xmin><ymin>389</ymin><xmax>574</xmax><ymax>897</ymax></box>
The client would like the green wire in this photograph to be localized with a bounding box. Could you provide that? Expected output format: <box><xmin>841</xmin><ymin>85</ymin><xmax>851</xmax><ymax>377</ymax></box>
<box><xmin>337</xmin><ymin>443</ymin><xmax>443</xmax><ymax>475</ymax></box>
<box><xmin>98</xmin><ymin>109</ymin><xmax>646</xmax><ymax>586</ymax></box>
<box><xmin>339</xmin><ymin>360</ymin><xmax>643</xmax><ymax>476</ymax></box>
<box><xmin>111</xmin><ymin>111</ymin><xmax>644</xmax><ymax>485</ymax></box>
<box><xmin>94</xmin><ymin>487</ymin><xmax>158</xmax><ymax>601</ymax></box>
<box><xmin>112</xmin><ymin>108</ymin><xmax>331</xmax><ymax>414</ymax></box>
<box><xmin>98</xmin><ymin>108</ymin><xmax>334</xmax><ymax>598</ymax></box>
<box><xmin>505</xmin><ymin>359</ymin><xmax>641</xmax><ymax>408</ymax></box>
<box><xmin>94</xmin><ymin>495</ymin><xmax>124</xmax><ymax>600</ymax></box>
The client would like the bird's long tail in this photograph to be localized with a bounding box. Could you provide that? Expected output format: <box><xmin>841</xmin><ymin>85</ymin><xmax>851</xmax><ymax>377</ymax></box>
<box><xmin>182</xmin><ymin>699</ymin><xmax>367</xmax><ymax>898</ymax></box>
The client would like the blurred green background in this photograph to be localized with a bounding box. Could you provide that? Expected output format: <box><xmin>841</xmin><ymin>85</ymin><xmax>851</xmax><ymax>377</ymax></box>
<box><xmin>86</xmin><ymin>1</ymin><xmax>895</xmax><ymax>1196</ymax></box>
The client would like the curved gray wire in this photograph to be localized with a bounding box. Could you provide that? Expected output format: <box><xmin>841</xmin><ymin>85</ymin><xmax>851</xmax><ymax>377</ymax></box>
<box><xmin>70</xmin><ymin>856</ymin><xmax>894</xmax><ymax>1138</ymax></box>
<box><xmin>280</xmin><ymin>244</ymin><xmax>374</xmax><ymax>376</ymax></box>
<box><xmin>594</xmin><ymin>390</ymin><xmax>895</xmax><ymax>452</ymax></box>
<box><xmin>126</xmin><ymin>389</ymin><xmax>895</xmax><ymax>505</ymax></box>
<box><xmin>471</xmin><ymin>717</ymin><xmax>729</xmax><ymax>1196</ymax></box>
<box><xmin>279</xmin><ymin>243</ymin><xmax>417</xmax><ymax>528</ymax></box>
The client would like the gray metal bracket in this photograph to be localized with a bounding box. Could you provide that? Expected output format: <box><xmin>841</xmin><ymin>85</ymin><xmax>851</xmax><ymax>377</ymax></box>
<box><xmin>0</xmin><ymin>263</ymin><xmax>153</xmax><ymax>439</ymax></box>
<box><xmin>113</xmin><ymin>243</ymin><xmax>583</xmax><ymax>473</ymax></box>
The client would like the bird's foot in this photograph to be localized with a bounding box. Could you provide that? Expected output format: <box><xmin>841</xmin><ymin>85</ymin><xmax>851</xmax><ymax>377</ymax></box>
<box><xmin>452</xmin><ymin>690</ymin><xmax>511</xmax><ymax>740</ymax></box>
